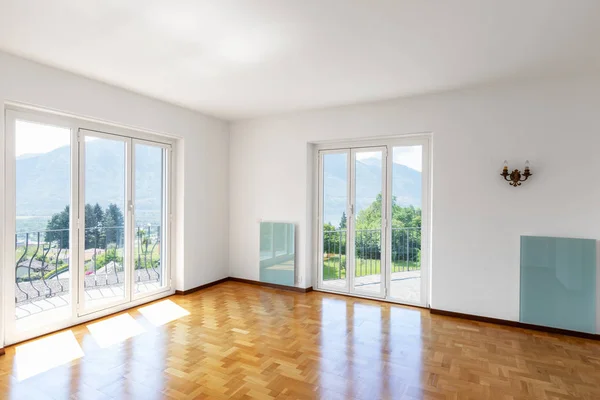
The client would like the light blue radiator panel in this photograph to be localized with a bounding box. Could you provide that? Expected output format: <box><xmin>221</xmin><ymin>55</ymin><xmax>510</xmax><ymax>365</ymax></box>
<box><xmin>259</xmin><ymin>222</ymin><xmax>295</xmax><ymax>286</ymax></box>
<box><xmin>520</xmin><ymin>236</ymin><xmax>596</xmax><ymax>333</ymax></box>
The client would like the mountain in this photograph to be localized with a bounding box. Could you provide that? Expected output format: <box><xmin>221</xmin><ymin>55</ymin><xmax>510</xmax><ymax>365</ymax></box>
<box><xmin>16</xmin><ymin>140</ymin><xmax>163</xmax><ymax>221</ymax></box>
<box><xmin>16</xmin><ymin>145</ymin><xmax>419</xmax><ymax>230</ymax></box>
<box><xmin>323</xmin><ymin>157</ymin><xmax>421</xmax><ymax>226</ymax></box>
<box><xmin>16</xmin><ymin>153</ymin><xmax>42</xmax><ymax>160</ymax></box>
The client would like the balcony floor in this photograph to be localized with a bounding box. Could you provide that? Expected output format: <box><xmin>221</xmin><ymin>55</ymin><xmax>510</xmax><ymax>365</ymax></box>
<box><xmin>321</xmin><ymin>270</ymin><xmax>421</xmax><ymax>304</ymax></box>
<box><xmin>15</xmin><ymin>273</ymin><xmax>162</xmax><ymax>323</ymax></box>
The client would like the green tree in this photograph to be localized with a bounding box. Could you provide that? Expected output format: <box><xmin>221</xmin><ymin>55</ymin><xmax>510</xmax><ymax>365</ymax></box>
<box><xmin>45</xmin><ymin>205</ymin><xmax>70</xmax><ymax>248</ymax></box>
<box><xmin>84</xmin><ymin>204</ymin><xmax>97</xmax><ymax>228</ymax></box>
<box><xmin>389</xmin><ymin>197</ymin><xmax>421</xmax><ymax>264</ymax></box>
<box><xmin>93</xmin><ymin>203</ymin><xmax>104</xmax><ymax>226</ymax></box>
<box><xmin>355</xmin><ymin>193</ymin><xmax>383</xmax><ymax>230</ymax></box>
<box><xmin>354</xmin><ymin>194</ymin><xmax>383</xmax><ymax>260</ymax></box>
<box><xmin>354</xmin><ymin>194</ymin><xmax>422</xmax><ymax>230</ymax></box>
<box><xmin>103</xmin><ymin>203</ymin><xmax>124</xmax><ymax>245</ymax></box>
<box><xmin>353</xmin><ymin>193</ymin><xmax>422</xmax><ymax>262</ymax></box>
<box><xmin>339</xmin><ymin>212</ymin><xmax>347</xmax><ymax>229</ymax></box>
<box><xmin>337</xmin><ymin>212</ymin><xmax>347</xmax><ymax>255</ymax></box>
<box><xmin>323</xmin><ymin>223</ymin><xmax>336</xmax><ymax>232</ymax></box>
<box><xmin>322</xmin><ymin>222</ymin><xmax>337</xmax><ymax>255</ymax></box>
<box><xmin>84</xmin><ymin>204</ymin><xmax>98</xmax><ymax>249</ymax></box>
<box><xmin>45</xmin><ymin>203</ymin><xmax>125</xmax><ymax>251</ymax></box>
<box><xmin>90</xmin><ymin>203</ymin><xmax>105</xmax><ymax>249</ymax></box>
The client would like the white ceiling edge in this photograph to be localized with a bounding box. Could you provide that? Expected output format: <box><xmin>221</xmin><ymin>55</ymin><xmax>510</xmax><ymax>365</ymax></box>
<box><xmin>4</xmin><ymin>49</ymin><xmax>600</xmax><ymax>125</ymax></box>
<box><xmin>0</xmin><ymin>49</ymin><xmax>228</xmax><ymax>123</ymax></box>
<box><xmin>230</xmin><ymin>69</ymin><xmax>600</xmax><ymax>124</ymax></box>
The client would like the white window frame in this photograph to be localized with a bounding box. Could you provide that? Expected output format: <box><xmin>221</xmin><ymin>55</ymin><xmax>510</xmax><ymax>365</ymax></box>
<box><xmin>130</xmin><ymin>137</ymin><xmax>173</xmax><ymax>302</ymax></box>
<box><xmin>314</xmin><ymin>135</ymin><xmax>432</xmax><ymax>308</ymax></box>
<box><xmin>350</xmin><ymin>146</ymin><xmax>387</xmax><ymax>299</ymax></box>
<box><xmin>77</xmin><ymin>129</ymin><xmax>133</xmax><ymax>316</ymax></box>
<box><xmin>317</xmin><ymin>149</ymin><xmax>351</xmax><ymax>293</ymax></box>
<box><xmin>3</xmin><ymin>104</ymin><xmax>176</xmax><ymax>345</ymax></box>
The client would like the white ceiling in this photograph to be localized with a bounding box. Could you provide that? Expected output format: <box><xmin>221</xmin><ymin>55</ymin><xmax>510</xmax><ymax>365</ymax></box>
<box><xmin>1</xmin><ymin>1</ymin><xmax>600</xmax><ymax>120</ymax></box>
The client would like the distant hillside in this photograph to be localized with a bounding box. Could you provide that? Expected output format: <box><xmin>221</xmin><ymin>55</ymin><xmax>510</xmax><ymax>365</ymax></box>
<box><xmin>16</xmin><ymin>140</ymin><xmax>162</xmax><ymax>221</ymax></box>
<box><xmin>16</xmin><ymin>153</ymin><xmax>42</xmax><ymax>160</ymax></box>
<box><xmin>323</xmin><ymin>157</ymin><xmax>421</xmax><ymax>226</ymax></box>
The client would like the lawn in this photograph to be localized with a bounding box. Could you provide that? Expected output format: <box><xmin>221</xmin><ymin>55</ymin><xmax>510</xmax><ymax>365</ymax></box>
<box><xmin>323</xmin><ymin>255</ymin><xmax>420</xmax><ymax>280</ymax></box>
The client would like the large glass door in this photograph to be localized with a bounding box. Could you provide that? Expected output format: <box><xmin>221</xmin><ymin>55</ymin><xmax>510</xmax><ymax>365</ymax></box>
<box><xmin>387</xmin><ymin>144</ymin><xmax>427</xmax><ymax>305</ymax></box>
<box><xmin>350</xmin><ymin>147</ymin><xmax>386</xmax><ymax>298</ymax></box>
<box><xmin>319</xmin><ymin>151</ymin><xmax>350</xmax><ymax>292</ymax></box>
<box><xmin>318</xmin><ymin>139</ymin><xmax>429</xmax><ymax>307</ymax></box>
<box><xmin>78</xmin><ymin>133</ymin><xmax>172</xmax><ymax>314</ymax></box>
<box><xmin>318</xmin><ymin>146</ymin><xmax>387</xmax><ymax>299</ymax></box>
<box><xmin>132</xmin><ymin>140</ymin><xmax>170</xmax><ymax>298</ymax></box>
<box><xmin>78</xmin><ymin>130</ymin><xmax>130</xmax><ymax>314</ymax></box>
<box><xmin>5</xmin><ymin>112</ymin><xmax>77</xmax><ymax>343</ymax></box>
<box><xmin>5</xmin><ymin>109</ymin><xmax>172</xmax><ymax>345</ymax></box>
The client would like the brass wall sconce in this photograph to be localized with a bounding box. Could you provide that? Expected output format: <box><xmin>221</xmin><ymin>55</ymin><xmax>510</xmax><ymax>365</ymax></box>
<box><xmin>501</xmin><ymin>160</ymin><xmax>532</xmax><ymax>187</ymax></box>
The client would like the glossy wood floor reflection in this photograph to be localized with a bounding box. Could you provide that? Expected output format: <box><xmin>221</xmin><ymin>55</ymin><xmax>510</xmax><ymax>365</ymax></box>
<box><xmin>1</xmin><ymin>282</ymin><xmax>600</xmax><ymax>399</ymax></box>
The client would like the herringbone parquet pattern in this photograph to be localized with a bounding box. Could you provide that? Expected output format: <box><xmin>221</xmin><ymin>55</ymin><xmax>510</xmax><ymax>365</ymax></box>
<box><xmin>0</xmin><ymin>281</ymin><xmax>599</xmax><ymax>399</ymax></box>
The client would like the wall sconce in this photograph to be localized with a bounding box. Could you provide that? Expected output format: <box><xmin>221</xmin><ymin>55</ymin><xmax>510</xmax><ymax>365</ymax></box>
<box><xmin>501</xmin><ymin>160</ymin><xmax>532</xmax><ymax>187</ymax></box>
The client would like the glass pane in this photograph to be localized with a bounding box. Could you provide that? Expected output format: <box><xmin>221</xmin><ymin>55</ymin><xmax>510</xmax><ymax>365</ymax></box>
<box><xmin>353</xmin><ymin>150</ymin><xmax>383</xmax><ymax>295</ymax></box>
<box><xmin>390</xmin><ymin>145</ymin><xmax>422</xmax><ymax>303</ymax></box>
<box><xmin>83</xmin><ymin>136</ymin><xmax>126</xmax><ymax>309</ymax></box>
<box><xmin>520</xmin><ymin>236</ymin><xmax>596</xmax><ymax>333</ymax></box>
<box><xmin>134</xmin><ymin>144</ymin><xmax>166</xmax><ymax>294</ymax></box>
<box><xmin>259</xmin><ymin>222</ymin><xmax>295</xmax><ymax>286</ymax></box>
<box><xmin>321</xmin><ymin>153</ymin><xmax>348</xmax><ymax>291</ymax></box>
<box><xmin>15</xmin><ymin>120</ymin><xmax>72</xmax><ymax>330</ymax></box>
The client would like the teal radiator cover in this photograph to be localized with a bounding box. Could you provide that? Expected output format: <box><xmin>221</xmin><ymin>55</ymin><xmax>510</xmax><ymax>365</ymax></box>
<box><xmin>520</xmin><ymin>236</ymin><xmax>596</xmax><ymax>334</ymax></box>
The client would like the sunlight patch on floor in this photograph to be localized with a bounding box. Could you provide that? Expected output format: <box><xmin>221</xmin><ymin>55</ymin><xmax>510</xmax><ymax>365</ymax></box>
<box><xmin>15</xmin><ymin>330</ymin><xmax>84</xmax><ymax>381</ymax></box>
<box><xmin>87</xmin><ymin>313</ymin><xmax>146</xmax><ymax>348</ymax></box>
<box><xmin>138</xmin><ymin>300</ymin><xmax>190</xmax><ymax>326</ymax></box>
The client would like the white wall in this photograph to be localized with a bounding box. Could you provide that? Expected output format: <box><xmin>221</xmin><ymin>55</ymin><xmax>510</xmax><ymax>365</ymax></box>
<box><xmin>229</xmin><ymin>75</ymin><xmax>600</xmax><ymax>321</ymax></box>
<box><xmin>0</xmin><ymin>51</ymin><xmax>230</xmax><ymax>293</ymax></box>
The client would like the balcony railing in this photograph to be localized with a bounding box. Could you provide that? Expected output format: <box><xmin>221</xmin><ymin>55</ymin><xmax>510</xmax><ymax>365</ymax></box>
<box><xmin>322</xmin><ymin>227</ymin><xmax>421</xmax><ymax>281</ymax></box>
<box><xmin>15</xmin><ymin>225</ymin><xmax>161</xmax><ymax>304</ymax></box>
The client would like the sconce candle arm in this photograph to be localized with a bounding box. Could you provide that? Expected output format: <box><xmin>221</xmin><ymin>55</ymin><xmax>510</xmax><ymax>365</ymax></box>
<box><xmin>500</xmin><ymin>163</ymin><xmax>532</xmax><ymax>187</ymax></box>
<box><xmin>520</xmin><ymin>173</ymin><xmax>532</xmax><ymax>182</ymax></box>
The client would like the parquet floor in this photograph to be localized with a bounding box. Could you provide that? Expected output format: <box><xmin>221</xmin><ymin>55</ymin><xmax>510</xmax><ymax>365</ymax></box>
<box><xmin>0</xmin><ymin>281</ymin><xmax>599</xmax><ymax>399</ymax></box>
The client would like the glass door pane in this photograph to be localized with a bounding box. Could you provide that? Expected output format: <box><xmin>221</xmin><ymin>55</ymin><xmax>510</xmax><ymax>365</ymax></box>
<box><xmin>13</xmin><ymin>119</ymin><xmax>73</xmax><ymax>333</ymax></box>
<box><xmin>80</xmin><ymin>132</ymin><xmax>129</xmax><ymax>312</ymax></box>
<box><xmin>133</xmin><ymin>142</ymin><xmax>168</xmax><ymax>296</ymax></box>
<box><xmin>351</xmin><ymin>148</ymin><xmax>386</xmax><ymax>297</ymax></box>
<box><xmin>320</xmin><ymin>151</ymin><xmax>349</xmax><ymax>292</ymax></box>
<box><xmin>389</xmin><ymin>145</ymin><xmax>423</xmax><ymax>304</ymax></box>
